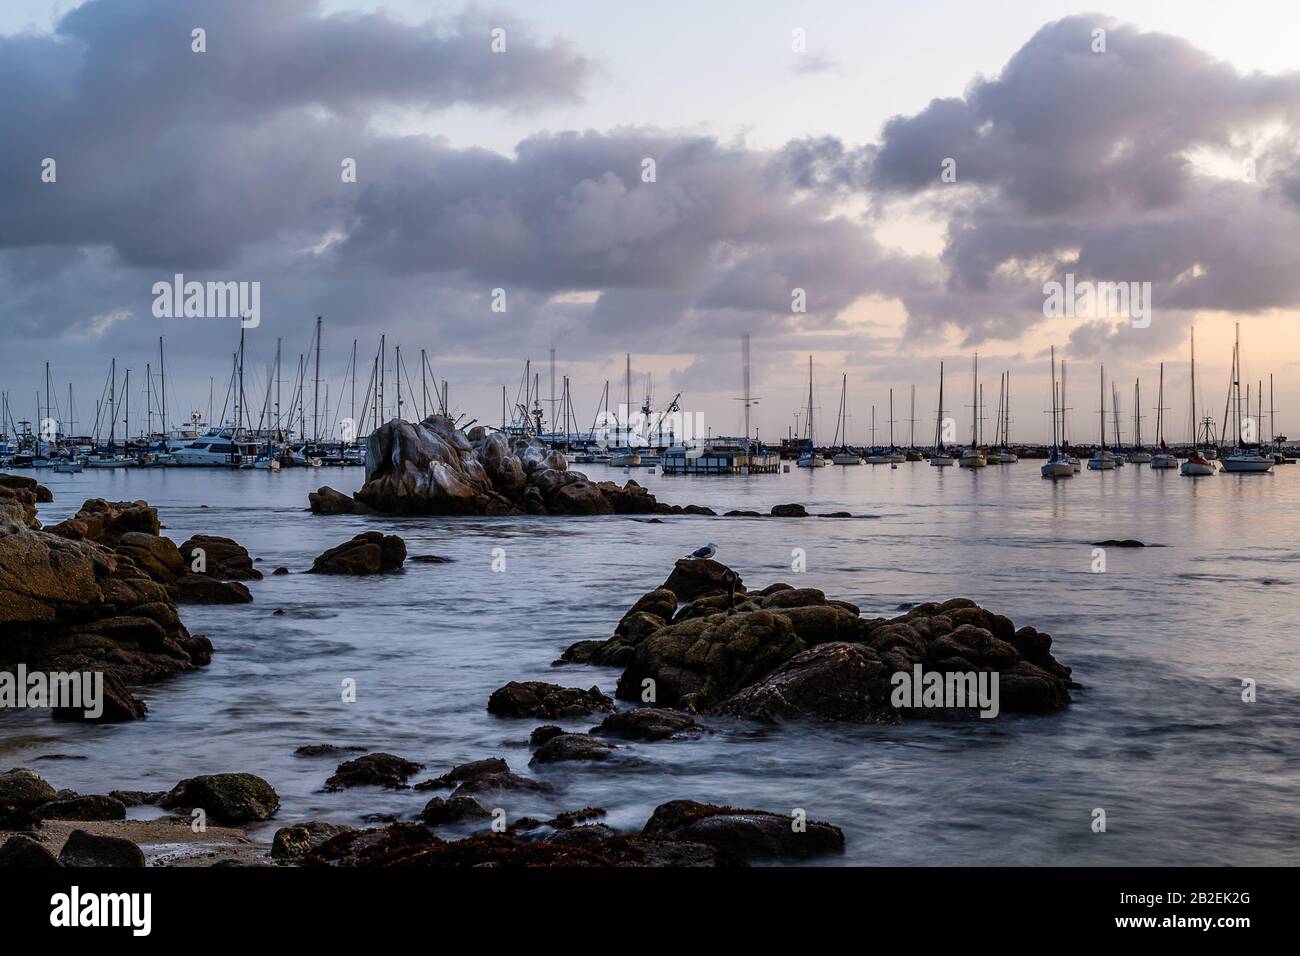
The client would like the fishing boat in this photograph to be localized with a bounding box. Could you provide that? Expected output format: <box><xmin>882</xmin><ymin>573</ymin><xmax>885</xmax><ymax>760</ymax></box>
<box><xmin>1086</xmin><ymin>366</ymin><xmax>1117</xmax><ymax>470</ymax></box>
<box><xmin>795</xmin><ymin>356</ymin><xmax>827</xmax><ymax>468</ymax></box>
<box><xmin>957</xmin><ymin>355</ymin><xmax>986</xmax><ymax>468</ymax></box>
<box><xmin>52</xmin><ymin>458</ymin><xmax>83</xmax><ymax>474</ymax></box>
<box><xmin>1219</xmin><ymin>324</ymin><xmax>1274</xmax><ymax>474</ymax></box>
<box><xmin>830</xmin><ymin>374</ymin><xmax>862</xmax><ymax>465</ymax></box>
<box><xmin>1181</xmin><ymin>327</ymin><xmax>1217</xmax><ymax>477</ymax></box>
<box><xmin>929</xmin><ymin>362</ymin><xmax>955</xmax><ymax>466</ymax></box>
<box><xmin>1150</xmin><ymin>363</ymin><xmax>1178</xmax><ymax>468</ymax></box>
<box><xmin>1041</xmin><ymin>347</ymin><xmax>1073</xmax><ymax>479</ymax></box>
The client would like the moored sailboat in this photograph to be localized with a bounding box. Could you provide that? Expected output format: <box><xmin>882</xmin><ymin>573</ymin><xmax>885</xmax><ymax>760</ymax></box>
<box><xmin>958</xmin><ymin>354</ymin><xmax>986</xmax><ymax>468</ymax></box>
<box><xmin>830</xmin><ymin>373</ymin><xmax>862</xmax><ymax>465</ymax></box>
<box><xmin>929</xmin><ymin>362</ymin><xmax>954</xmax><ymax>466</ymax></box>
<box><xmin>1150</xmin><ymin>363</ymin><xmax>1178</xmax><ymax>469</ymax></box>
<box><xmin>1181</xmin><ymin>327</ymin><xmax>1216</xmax><ymax>477</ymax></box>
<box><xmin>796</xmin><ymin>356</ymin><xmax>827</xmax><ymax>468</ymax></box>
<box><xmin>1087</xmin><ymin>366</ymin><xmax>1117</xmax><ymax>470</ymax></box>
<box><xmin>1219</xmin><ymin>324</ymin><xmax>1274</xmax><ymax>474</ymax></box>
<box><xmin>1041</xmin><ymin>347</ymin><xmax>1073</xmax><ymax>479</ymax></box>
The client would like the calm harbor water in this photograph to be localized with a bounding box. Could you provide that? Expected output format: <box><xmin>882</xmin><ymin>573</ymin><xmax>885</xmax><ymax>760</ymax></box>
<box><xmin>3</xmin><ymin>462</ymin><xmax>1299</xmax><ymax>865</ymax></box>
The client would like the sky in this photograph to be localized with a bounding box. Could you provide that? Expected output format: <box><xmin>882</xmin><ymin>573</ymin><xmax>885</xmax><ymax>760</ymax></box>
<box><xmin>2</xmin><ymin>0</ymin><xmax>1299</xmax><ymax>446</ymax></box>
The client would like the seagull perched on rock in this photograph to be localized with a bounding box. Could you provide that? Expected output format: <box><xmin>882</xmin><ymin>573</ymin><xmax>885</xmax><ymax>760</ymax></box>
<box><xmin>685</xmin><ymin>543</ymin><xmax>718</xmax><ymax>560</ymax></box>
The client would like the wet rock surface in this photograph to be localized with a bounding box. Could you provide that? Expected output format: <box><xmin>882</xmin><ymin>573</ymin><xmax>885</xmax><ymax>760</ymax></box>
<box><xmin>271</xmin><ymin>821</ymin><xmax>355</xmax><ymax>860</ymax></box>
<box><xmin>324</xmin><ymin>753</ymin><xmax>423</xmax><ymax>790</ymax></box>
<box><xmin>0</xmin><ymin>491</ymin><xmax>219</xmax><ymax>719</ymax></box>
<box><xmin>591</xmin><ymin>708</ymin><xmax>702</xmax><ymax>741</ymax></box>
<box><xmin>159</xmin><ymin>773</ymin><xmax>280</xmax><ymax>824</ymax></box>
<box><xmin>562</xmin><ymin>563</ymin><xmax>1075</xmax><ymax>722</ymax></box>
<box><xmin>176</xmin><ymin>534</ymin><xmax>262</xmax><ymax>581</ymax></box>
<box><xmin>642</xmin><ymin>799</ymin><xmax>844</xmax><ymax>860</ymax></box>
<box><xmin>36</xmin><ymin>794</ymin><xmax>127</xmax><ymax>821</ymax></box>
<box><xmin>0</xmin><ymin>769</ymin><xmax>58</xmax><ymax>810</ymax></box>
<box><xmin>308</xmin><ymin>532</ymin><xmax>407</xmax><ymax>575</ymax></box>
<box><xmin>0</xmin><ymin>834</ymin><xmax>62</xmax><ymax>867</ymax></box>
<box><xmin>529</xmin><ymin>733</ymin><xmax>619</xmax><ymax>764</ymax></box>
<box><xmin>57</xmin><ymin>828</ymin><xmax>146</xmax><ymax>867</ymax></box>
<box><xmin>487</xmin><ymin>681</ymin><xmax>614</xmax><ymax>719</ymax></box>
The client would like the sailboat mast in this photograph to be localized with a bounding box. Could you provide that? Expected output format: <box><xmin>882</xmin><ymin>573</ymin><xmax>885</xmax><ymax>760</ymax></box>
<box><xmin>1099</xmin><ymin>365</ymin><xmax>1106</xmax><ymax>450</ymax></box>
<box><xmin>935</xmin><ymin>362</ymin><xmax>944</xmax><ymax>449</ymax></box>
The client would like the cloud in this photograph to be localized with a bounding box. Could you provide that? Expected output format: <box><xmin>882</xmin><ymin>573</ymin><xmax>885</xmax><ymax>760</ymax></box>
<box><xmin>779</xmin><ymin>15</ymin><xmax>1300</xmax><ymax>354</ymax></box>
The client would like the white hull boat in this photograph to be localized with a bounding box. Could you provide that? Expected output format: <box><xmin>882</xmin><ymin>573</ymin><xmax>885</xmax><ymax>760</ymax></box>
<box><xmin>1220</xmin><ymin>452</ymin><xmax>1273</xmax><ymax>473</ymax></box>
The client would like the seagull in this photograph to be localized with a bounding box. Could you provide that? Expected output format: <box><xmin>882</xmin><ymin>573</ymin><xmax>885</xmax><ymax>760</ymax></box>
<box><xmin>685</xmin><ymin>543</ymin><xmax>717</xmax><ymax>560</ymax></box>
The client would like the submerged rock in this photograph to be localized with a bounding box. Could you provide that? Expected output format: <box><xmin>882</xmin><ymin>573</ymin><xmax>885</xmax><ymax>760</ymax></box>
<box><xmin>324</xmin><ymin>753</ymin><xmax>423</xmax><ymax>790</ymax></box>
<box><xmin>419</xmin><ymin>795</ymin><xmax>492</xmax><ymax>826</ymax></box>
<box><xmin>769</xmin><ymin>503</ymin><xmax>809</xmax><ymax>518</ymax></box>
<box><xmin>308</xmin><ymin>486</ymin><xmax>375</xmax><ymax>516</ymax></box>
<box><xmin>159</xmin><ymin>772</ymin><xmax>280</xmax><ymax>824</ymax></box>
<box><xmin>171</xmin><ymin>573</ymin><xmax>252</xmax><ymax>604</ymax></box>
<box><xmin>591</xmin><ymin>708</ymin><xmax>702</xmax><ymax>741</ymax></box>
<box><xmin>529</xmin><ymin>733</ymin><xmax>619</xmax><ymax>764</ymax></box>
<box><xmin>176</xmin><ymin>534</ymin><xmax>262</xmax><ymax>580</ymax></box>
<box><xmin>642</xmin><ymin>799</ymin><xmax>844</xmax><ymax>860</ymax></box>
<box><xmin>308</xmin><ymin>532</ymin><xmax>406</xmax><ymax>575</ymax></box>
<box><xmin>487</xmin><ymin>681</ymin><xmax>614</xmax><ymax>719</ymax></box>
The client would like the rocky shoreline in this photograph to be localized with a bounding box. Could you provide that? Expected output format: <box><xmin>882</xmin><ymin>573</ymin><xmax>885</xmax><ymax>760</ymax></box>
<box><xmin>2</xmin><ymin>468</ymin><xmax>1079</xmax><ymax>867</ymax></box>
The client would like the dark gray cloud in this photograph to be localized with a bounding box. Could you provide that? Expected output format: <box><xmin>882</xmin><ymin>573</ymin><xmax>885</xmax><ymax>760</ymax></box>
<box><xmin>781</xmin><ymin>14</ymin><xmax>1300</xmax><ymax>356</ymax></box>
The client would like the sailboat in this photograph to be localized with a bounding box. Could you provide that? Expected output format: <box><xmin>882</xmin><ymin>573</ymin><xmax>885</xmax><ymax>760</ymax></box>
<box><xmin>991</xmin><ymin>371</ymin><xmax>1018</xmax><ymax>463</ymax></box>
<box><xmin>929</xmin><ymin>362</ymin><xmax>955</xmax><ymax>466</ymax></box>
<box><xmin>610</xmin><ymin>354</ymin><xmax>641</xmax><ymax>467</ymax></box>
<box><xmin>886</xmin><ymin>388</ymin><xmax>905</xmax><ymax>462</ymax></box>
<box><xmin>1219</xmin><ymin>324</ymin><xmax>1274</xmax><ymax>473</ymax></box>
<box><xmin>958</xmin><ymin>354</ymin><xmax>986</xmax><ymax>467</ymax></box>
<box><xmin>1150</xmin><ymin>363</ymin><xmax>1178</xmax><ymax>468</ymax></box>
<box><xmin>830</xmin><ymin>374</ymin><xmax>862</xmax><ymax>465</ymax></box>
<box><xmin>905</xmin><ymin>385</ymin><xmax>925</xmax><ymax>460</ymax></box>
<box><xmin>864</xmin><ymin>405</ymin><xmax>890</xmax><ymax>464</ymax></box>
<box><xmin>1087</xmin><ymin>366</ymin><xmax>1117</xmax><ymax>470</ymax></box>
<box><xmin>796</xmin><ymin>356</ymin><xmax>827</xmax><ymax>468</ymax></box>
<box><xmin>1127</xmin><ymin>379</ymin><xmax>1152</xmax><ymax>462</ymax></box>
<box><xmin>1181</xmin><ymin>327</ymin><xmax>1216</xmax><ymax>477</ymax></box>
<box><xmin>1060</xmin><ymin>360</ymin><xmax>1081</xmax><ymax>471</ymax></box>
<box><xmin>1042</xmin><ymin>347</ymin><xmax>1073</xmax><ymax>479</ymax></box>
